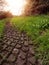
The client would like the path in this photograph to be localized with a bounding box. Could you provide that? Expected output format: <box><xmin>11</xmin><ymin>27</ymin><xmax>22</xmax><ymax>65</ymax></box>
<box><xmin>0</xmin><ymin>22</ymin><xmax>38</xmax><ymax>65</ymax></box>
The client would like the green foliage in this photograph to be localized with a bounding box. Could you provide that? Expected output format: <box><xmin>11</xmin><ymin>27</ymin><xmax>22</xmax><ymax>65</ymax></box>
<box><xmin>0</xmin><ymin>19</ymin><xmax>5</xmax><ymax>37</ymax></box>
<box><xmin>11</xmin><ymin>15</ymin><xmax>49</xmax><ymax>65</ymax></box>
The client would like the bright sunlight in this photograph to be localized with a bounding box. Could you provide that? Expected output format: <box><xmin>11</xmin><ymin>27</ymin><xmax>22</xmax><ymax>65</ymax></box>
<box><xmin>4</xmin><ymin>0</ymin><xmax>27</xmax><ymax>16</ymax></box>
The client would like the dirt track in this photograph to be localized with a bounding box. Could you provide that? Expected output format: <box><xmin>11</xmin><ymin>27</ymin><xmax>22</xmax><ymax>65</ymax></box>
<box><xmin>0</xmin><ymin>22</ymin><xmax>39</xmax><ymax>65</ymax></box>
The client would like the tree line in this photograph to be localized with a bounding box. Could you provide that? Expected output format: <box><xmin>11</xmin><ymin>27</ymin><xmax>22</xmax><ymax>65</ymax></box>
<box><xmin>0</xmin><ymin>0</ymin><xmax>49</xmax><ymax>18</ymax></box>
<box><xmin>24</xmin><ymin>0</ymin><xmax>49</xmax><ymax>15</ymax></box>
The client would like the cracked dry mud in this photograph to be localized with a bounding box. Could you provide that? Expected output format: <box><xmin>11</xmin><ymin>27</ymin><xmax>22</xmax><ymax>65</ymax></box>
<box><xmin>0</xmin><ymin>22</ymin><xmax>39</xmax><ymax>65</ymax></box>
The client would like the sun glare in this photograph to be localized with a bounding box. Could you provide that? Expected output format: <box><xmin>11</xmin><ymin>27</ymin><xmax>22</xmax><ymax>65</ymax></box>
<box><xmin>4</xmin><ymin>0</ymin><xmax>27</xmax><ymax>16</ymax></box>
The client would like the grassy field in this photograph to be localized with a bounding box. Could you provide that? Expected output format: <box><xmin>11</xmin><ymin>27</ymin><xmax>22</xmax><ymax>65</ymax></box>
<box><xmin>0</xmin><ymin>15</ymin><xmax>49</xmax><ymax>65</ymax></box>
<box><xmin>11</xmin><ymin>15</ymin><xmax>49</xmax><ymax>65</ymax></box>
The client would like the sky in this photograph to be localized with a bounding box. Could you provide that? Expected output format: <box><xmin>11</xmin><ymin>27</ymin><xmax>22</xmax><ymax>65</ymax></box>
<box><xmin>4</xmin><ymin>0</ymin><xmax>27</xmax><ymax>16</ymax></box>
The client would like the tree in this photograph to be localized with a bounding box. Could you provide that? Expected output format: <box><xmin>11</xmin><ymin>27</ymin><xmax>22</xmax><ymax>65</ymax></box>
<box><xmin>24</xmin><ymin>0</ymin><xmax>49</xmax><ymax>15</ymax></box>
<box><xmin>0</xmin><ymin>0</ymin><xmax>12</xmax><ymax>19</ymax></box>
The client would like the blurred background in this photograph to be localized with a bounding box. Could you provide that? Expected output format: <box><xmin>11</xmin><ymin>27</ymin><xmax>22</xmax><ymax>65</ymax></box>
<box><xmin>0</xmin><ymin>0</ymin><xmax>49</xmax><ymax>19</ymax></box>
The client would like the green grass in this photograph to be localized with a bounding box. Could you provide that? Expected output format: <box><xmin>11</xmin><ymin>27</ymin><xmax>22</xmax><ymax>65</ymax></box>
<box><xmin>11</xmin><ymin>15</ymin><xmax>49</xmax><ymax>65</ymax></box>
<box><xmin>0</xmin><ymin>19</ymin><xmax>5</xmax><ymax>37</ymax></box>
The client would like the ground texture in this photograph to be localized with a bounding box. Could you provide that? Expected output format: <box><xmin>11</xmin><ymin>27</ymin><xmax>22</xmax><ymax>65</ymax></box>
<box><xmin>0</xmin><ymin>22</ymin><xmax>39</xmax><ymax>65</ymax></box>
